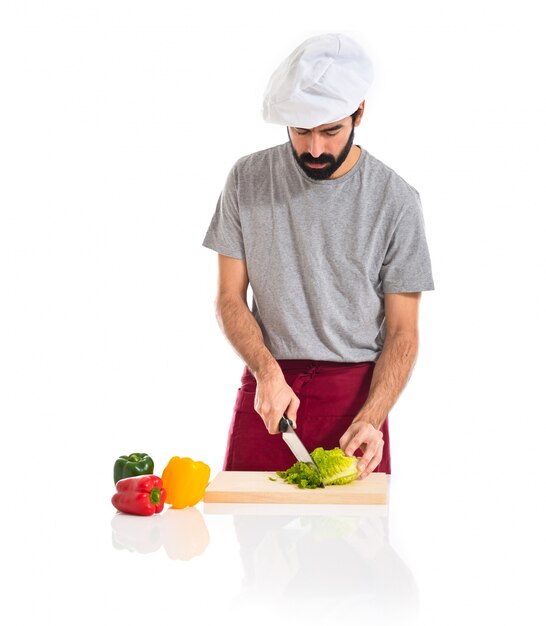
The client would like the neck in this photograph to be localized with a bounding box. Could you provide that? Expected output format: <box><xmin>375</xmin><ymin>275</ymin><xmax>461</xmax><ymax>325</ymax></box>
<box><xmin>330</xmin><ymin>145</ymin><xmax>361</xmax><ymax>179</ymax></box>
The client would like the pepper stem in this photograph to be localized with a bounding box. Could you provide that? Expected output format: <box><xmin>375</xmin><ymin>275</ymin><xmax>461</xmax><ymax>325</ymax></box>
<box><xmin>149</xmin><ymin>487</ymin><xmax>161</xmax><ymax>505</ymax></box>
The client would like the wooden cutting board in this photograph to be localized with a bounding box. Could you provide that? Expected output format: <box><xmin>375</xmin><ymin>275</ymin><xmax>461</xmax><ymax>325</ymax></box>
<box><xmin>203</xmin><ymin>471</ymin><xmax>388</xmax><ymax>504</ymax></box>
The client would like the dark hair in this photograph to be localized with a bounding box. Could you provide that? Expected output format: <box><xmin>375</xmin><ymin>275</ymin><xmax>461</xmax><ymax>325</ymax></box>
<box><xmin>351</xmin><ymin>108</ymin><xmax>360</xmax><ymax>123</ymax></box>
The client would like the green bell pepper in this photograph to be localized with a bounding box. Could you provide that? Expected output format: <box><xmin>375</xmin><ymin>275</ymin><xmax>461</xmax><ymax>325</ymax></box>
<box><xmin>114</xmin><ymin>452</ymin><xmax>154</xmax><ymax>484</ymax></box>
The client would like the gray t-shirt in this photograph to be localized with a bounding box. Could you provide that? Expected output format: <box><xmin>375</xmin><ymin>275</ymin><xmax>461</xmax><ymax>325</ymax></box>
<box><xmin>203</xmin><ymin>142</ymin><xmax>434</xmax><ymax>362</ymax></box>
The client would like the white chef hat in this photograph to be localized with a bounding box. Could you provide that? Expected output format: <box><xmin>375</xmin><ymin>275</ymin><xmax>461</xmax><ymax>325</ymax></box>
<box><xmin>262</xmin><ymin>33</ymin><xmax>374</xmax><ymax>129</ymax></box>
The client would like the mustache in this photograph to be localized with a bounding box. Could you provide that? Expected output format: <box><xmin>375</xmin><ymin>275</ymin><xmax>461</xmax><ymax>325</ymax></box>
<box><xmin>300</xmin><ymin>153</ymin><xmax>335</xmax><ymax>164</ymax></box>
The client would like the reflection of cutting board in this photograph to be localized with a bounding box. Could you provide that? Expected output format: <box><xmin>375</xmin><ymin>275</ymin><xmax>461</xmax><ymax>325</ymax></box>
<box><xmin>203</xmin><ymin>471</ymin><xmax>388</xmax><ymax>504</ymax></box>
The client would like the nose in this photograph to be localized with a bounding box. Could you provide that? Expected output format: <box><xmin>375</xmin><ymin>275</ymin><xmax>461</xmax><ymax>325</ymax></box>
<box><xmin>308</xmin><ymin>132</ymin><xmax>326</xmax><ymax>158</ymax></box>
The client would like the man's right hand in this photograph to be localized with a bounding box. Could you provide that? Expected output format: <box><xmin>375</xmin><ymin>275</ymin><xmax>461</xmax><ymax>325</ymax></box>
<box><xmin>254</xmin><ymin>369</ymin><xmax>300</xmax><ymax>434</ymax></box>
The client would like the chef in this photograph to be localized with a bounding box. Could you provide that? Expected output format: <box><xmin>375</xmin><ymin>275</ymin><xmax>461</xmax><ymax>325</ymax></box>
<box><xmin>203</xmin><ymin>33</ymin><xmax>434</xmax><ymax>478</ymax></box>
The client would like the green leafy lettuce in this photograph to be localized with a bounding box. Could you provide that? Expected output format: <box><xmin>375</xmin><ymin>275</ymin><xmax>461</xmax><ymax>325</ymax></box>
<box><xmin>276</xmin><ymin>447</ymin><xmax>359</xmax><ymax>489</ymax></box>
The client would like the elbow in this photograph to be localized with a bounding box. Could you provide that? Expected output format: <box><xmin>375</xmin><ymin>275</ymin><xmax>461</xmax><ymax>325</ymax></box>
<box><xmin>213</xmin><ymin>294</ymin><xmax>222</xmax><ymax>318</ymax></box>
<box><xmin>214</xmin><ymin>293</ymin><xmax>246</xmax><ymax>329</ymax></box>
<box><xmin>387</xmin><ymin>328</ymin><xmax>419</xmax><ymax>359</ymax></box>
<box><xmin>214</xmin><ymin>295</ymin><xmax>226</xmax><ymax>328</ymax></box>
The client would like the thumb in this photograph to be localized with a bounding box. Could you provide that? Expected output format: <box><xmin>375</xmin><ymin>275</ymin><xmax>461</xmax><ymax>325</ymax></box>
<box><xmin>285</xmin><ymin>395</ymin><xmax>299</xmax><ymax>428</ymax></box>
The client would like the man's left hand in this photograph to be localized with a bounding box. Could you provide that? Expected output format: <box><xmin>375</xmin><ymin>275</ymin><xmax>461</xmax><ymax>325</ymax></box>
<box><xmin>339</xmin><ymin>419</ymin><xmax>384</xmax><ymax>479</ymax></box>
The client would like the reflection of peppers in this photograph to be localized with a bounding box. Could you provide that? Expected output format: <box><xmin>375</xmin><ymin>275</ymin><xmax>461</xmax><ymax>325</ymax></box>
<box><xmin>161</xmin><ymin>457</ymin><xmax>210</xmax><ymax>509</ymax></box>
<box><xmin>112</xmin><ymin>475</ymin><xmax>166</xmax><ymax>516</ymax></box>
<box><xmin>161</xmin><ymin>508</ymin><xmax>210</xmax><ymax>560</ymax></box>
<box><xmin>111</xmin><ymin>513</ymin><xmax>162</xmax><ymax>554</ymax></box>
<box><xmin>113</xmin><ymin>452</ymin><xmax>154</xmax><ymax>484</ymax></box>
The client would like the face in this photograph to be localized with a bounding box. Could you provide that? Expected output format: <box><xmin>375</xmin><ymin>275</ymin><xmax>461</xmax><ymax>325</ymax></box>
<box><xmin>287</xmin><ymin>116</ymin><xmax>356</xmax><ymax>180</ymax></box>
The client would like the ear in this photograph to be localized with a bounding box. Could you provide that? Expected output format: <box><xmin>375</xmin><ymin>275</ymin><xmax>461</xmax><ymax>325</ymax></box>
<box><xmin>353</xmin><ymin>100</ymin><xmax>365</xmax><ymax>127</ymax></box>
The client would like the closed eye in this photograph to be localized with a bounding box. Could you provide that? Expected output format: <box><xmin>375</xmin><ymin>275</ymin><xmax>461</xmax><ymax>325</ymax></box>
<box><xmin>293</xmin><ymin>124</ymin><xmax>344</xmax><ymax>136</ymax></box>
<box><xmin>322</xmin><ymin>125</ymin><xmax>343</xmax><ymax>135</ymax></box>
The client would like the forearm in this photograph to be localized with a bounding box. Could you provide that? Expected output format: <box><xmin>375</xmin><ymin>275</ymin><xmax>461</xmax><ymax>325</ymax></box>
<box><xmin>215</xmin><ymin>295</ymin><xmax>281</xmax><ymax>381</ymax></box>
<box><xmin>356</xmin><ymin>330</ymin><xmax>419</xmax><ymax>429</ymax></box>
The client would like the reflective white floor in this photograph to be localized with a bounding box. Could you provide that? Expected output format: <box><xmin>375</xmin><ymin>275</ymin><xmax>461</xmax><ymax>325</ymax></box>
<box><xmin>6</xmin><ymin>467</ymin><xmax>544</xmax><ymax>626</ymax></box>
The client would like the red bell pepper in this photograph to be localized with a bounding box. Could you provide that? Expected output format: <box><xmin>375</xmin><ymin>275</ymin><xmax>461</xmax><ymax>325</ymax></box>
<box><xmin>112</xmin><ymin>475</ymin><xmax>166</xmax><ymax>516</ymax></box>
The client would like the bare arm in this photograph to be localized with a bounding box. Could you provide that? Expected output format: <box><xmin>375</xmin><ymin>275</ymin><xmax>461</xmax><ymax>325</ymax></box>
<box><xmin>215</xmin><ymin>254</ymin><xmax>300</xmax><ymax>432</ymax></box>
<box><xmin>356</xmin><ymin>292</ymin><xmax>420</xmax><ymax>428</ymax></box>
<box><xmin>340</xmin><ymin>292</ymin><xmax>421</xmax><ymax>475</ymax></box>
<box><xmin>215</xmin><ymin>254</ymin><xmax>279</xmax><ymax>380</ymax></box>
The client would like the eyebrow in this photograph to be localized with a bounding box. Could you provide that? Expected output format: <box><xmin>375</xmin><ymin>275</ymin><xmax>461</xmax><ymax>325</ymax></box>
<box><xmin>295</xmin><ymin>124</ymin><xmax>344</xmax><ymax>133</ymax></box>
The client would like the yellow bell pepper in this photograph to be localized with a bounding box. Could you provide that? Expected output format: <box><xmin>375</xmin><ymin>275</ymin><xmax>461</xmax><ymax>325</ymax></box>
<box><xmin>161</xmin><ymin>456</ymin><xmax>211</xmax><ymax>509</ymax></box>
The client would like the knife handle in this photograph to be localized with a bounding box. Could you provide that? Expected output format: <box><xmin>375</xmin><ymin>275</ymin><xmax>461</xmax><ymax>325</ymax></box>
<box><xmin>279</xmin><ymin>414</ymin><xmax>293</xmax><ymax>432</ymax></box>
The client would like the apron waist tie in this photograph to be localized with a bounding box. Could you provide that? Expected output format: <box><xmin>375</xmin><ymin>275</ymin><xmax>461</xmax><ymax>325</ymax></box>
<box><xmin>290</xmin><ymin>365</ymin><xmax>317</xmax><ymax>395</ymax></box>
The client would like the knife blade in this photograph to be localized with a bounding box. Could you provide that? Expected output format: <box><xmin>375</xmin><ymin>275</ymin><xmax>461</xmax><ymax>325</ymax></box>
<box><xmin>278</xmin><ymin>415</ymin><xmax>323</xmax><ymax>483</ymax></box>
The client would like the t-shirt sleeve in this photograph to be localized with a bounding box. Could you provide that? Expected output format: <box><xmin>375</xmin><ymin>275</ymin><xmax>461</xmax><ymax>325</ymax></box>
<box><xmin>379</xmin><ymin>193</ymin><xmax>435</xmax><ymax>293</ymax></box>
<box><xmin>202</xmin><ymin>164</ymin><xmax>246</xmax><ymax>260</ymax></box>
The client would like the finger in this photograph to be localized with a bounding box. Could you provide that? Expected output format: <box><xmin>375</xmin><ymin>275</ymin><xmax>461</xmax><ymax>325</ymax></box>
<box><xmin>359</xmin><ymin>440</ymin><xmax>384</xmax><ymax>478</ymax></box>
<box><xmin>360</xmin><ymin>452</ymin><xmax>382</xmax><ymax>479</ymax></box>
<box><xmin>284</xmin><ymin>395</ymin><xmax>300</xmax><ymax>429</ymax></box>
<box><xmin>344</xmin><ymin>438</ymin><xmax>361</xmax><ymax>458</ymax></box>
<box><xmin>359</xmin><ymin>438</ymin><xmax>380</xmax><ymax>468</ymax></box>
<box><xmin>263</xmin><ymin>415</ymin><xmax>278</xmax><ymax>435</ymax></box>
<box><xmin>339</xmin><ymin>426</ymin><xmax>357</xmax><ymax>452</ymax></box>
<box><xmin>268</xmin><ymin>406</ymin><xmax>296</xmax><ymax>435</ymax></box>
<box><xmin>260</xmin><ymin>408</ymin><xmax>280</xmax><ymax>435</ymax></box>
<box><xmin>340</xmin><ymin>423</ymin><xmax>363</xmax><ymax>455</ymax></box>
<box><xmin>344</xmin><ymin>427</ymin><xmax>371</xmax><ymax>457</ymax></box>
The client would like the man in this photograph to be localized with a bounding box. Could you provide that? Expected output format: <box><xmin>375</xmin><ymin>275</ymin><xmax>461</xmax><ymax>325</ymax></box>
<box><xmin>203</xmin><ymin>33</ymin><xmax>434</xmax><ymax>478</ymax></box>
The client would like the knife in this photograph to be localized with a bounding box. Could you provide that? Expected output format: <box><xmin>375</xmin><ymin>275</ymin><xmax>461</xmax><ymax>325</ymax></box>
<box><xmin>278</xmin><ymin>415</ymin><xmax>323</xmax><ymax>484</ymax></box>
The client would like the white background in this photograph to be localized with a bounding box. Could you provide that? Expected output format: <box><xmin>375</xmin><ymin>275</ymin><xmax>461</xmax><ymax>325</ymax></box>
<box><xmin>1</xmin><ymin>1</ymin><xmax>545</xmax><ymax>624</ymax></box>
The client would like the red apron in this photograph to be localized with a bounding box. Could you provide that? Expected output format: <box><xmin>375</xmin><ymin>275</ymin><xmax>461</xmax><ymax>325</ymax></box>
<box><xmin>223</xmin><ymin>360</ymin><xmax>391</xmax><ymax>474</ymax></box>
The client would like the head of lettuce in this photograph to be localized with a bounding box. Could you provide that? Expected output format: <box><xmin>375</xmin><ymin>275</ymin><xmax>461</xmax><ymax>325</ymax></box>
<box><xmin>276</xmin><ymin>447</ymin><xmax>360</xmax><ymax>489</ymax></box>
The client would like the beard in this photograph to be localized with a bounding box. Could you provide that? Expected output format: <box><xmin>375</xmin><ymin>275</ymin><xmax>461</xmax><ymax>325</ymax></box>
<box><xmin>289</xmin><ymin>124</ymin><xmax>355</xmax><ymax>180</ymax></box>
